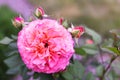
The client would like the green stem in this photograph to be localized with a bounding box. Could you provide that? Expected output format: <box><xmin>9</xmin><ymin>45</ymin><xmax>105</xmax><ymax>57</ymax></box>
<box><xmin>75</xmin><ymin>38</ymin><xmax>79</xmax><ymax>47</ymax></box>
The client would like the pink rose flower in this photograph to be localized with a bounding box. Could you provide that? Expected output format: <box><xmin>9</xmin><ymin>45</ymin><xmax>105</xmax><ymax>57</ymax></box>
<box><xmin>17</xmin><ymin>19</ymin><xmax>74</xmax><ymax>73</ymax></box>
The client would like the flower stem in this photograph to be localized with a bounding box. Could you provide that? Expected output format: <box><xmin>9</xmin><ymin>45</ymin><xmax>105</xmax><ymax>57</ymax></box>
<box><xmin>99</xmin><ymin>56</ymin><xmax>118</xmax><ymax>80</ymax></box>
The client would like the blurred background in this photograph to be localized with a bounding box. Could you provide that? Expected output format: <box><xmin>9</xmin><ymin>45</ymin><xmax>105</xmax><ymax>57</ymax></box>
<box><xmin>0</xmin><ymin>0</ymin><xmax>120</xmax><ymax>80</ymax></box>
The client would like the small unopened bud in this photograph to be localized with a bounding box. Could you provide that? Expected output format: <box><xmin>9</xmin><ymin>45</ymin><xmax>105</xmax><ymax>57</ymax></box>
<box><xmin>12</xmin><ymin>16</ymin><xmax>24</xmax><ymax>28</ymax></box>
<box><xmin>86</xmin><ymin>39</ymin><xmax>94</xmax><ymax>44</ymax></box>
<box><xmin>35</xmin><ymin>7</ymin><xmax>45</xmax><ymax>19</ymax></box>
<box><xmin>71</xmin><ymin>26</ymin><xmax>85</xmax><ymax>38</ymax></box>
<box><xmin>59</xmin><ymin>18</ymin><xmax>64</xmax><ymax>25</ymax></box>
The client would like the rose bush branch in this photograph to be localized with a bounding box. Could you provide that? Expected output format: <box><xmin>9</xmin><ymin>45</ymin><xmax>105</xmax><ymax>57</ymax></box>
<box><xmin>100</xmin><ymin>55</ymin><xmax>118</xmax><ymax>80</ymax></box>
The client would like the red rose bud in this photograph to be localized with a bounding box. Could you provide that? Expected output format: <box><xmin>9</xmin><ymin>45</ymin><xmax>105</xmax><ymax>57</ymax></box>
<box><xmin>86</xmin><ymin>39</ymin><xmax>94</xmax><ymax>44</ymax></box>
<box><xmin>12</xmin><ymin>16</ymin><xmax>24</xmax><ymax>28</ymax></box>
<box><xmin>35</xmin><ymin>7</ymin><xmax>45</xmax><ymax>19</ymax></box>
<box><xmin>59</xmin><ymin>17</ymin><xmax>64</xmax><ymax>25</ymax></box>
<box><xmin>71</xmin><ymin>26</ymin><xmax>85</xmax><ymax>38</ymax></box>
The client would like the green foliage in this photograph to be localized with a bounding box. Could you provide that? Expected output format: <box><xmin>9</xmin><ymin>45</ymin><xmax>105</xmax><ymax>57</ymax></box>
<box><xmin>4</xmin><ymin>54</ymin><xmax>22</xmax><ymax>69</ymax></box>
<box><xmin>0</xmin><ymin>6</ymin><xmax>18</xmax><ymax>80</ymax></box>
<box><xmin>0</xmin><ymin>37</ymin><xmax>13</xmax><ymax>45</ymax></box>
<box><xmin>96</xmin><ymin>65</ymin><xmax>104</xmax><ymax>77</ymax></box>
<box><xmin>62</xmin><ymin>20</ymin><xmax>70</xmax><ymax>29</ymax></box>
<box><xmin>4</xmin><ymin>54</ymin><xmax>24</xmax><ymax>75</ymax></box>
<box><xmin>82</xmin><ymin>44</ymin><xmax>98</xmax><ymax>54</ymax></box>
<box><xmin>62</xmin><ymin>60</ymin><xmax>85</xmax><ymax>80</ymax></box>
<box><xmin>104</xmin><ymin>47</ymin><xmax>120</xmax><ymax>55</ymax></box>
<box><xmin>103</xmin><ymin>30</ymin><xmax>120</xmax><ymax>55</ymax></box>
<box><xmin>75</xmin><ymin>44</ymin><xmax>99</xmax><ymax>55</ymax></box>
<box><xmin>0</xmin><ymin>6</ymin><xmax>18</xmax><ymax>39</ymax></box>
<box><xmin>84</xmin><ymin>72</ymin><xmax>95</xmax><ymax>80</ymax></box>
<box><xmin>85</xmin><ymin>27</ymin><xmax>102</xmax><ymax>44</ymax></box>
<box><xmin>34</xmin><ymin>73</ymin><xmax>54</xmax><ymax>80</ymax></box>
<box><xmin>102</xmin><ymin>39</ymin><xmax>113</xmax><ymax>47</ymax></box>
<box><xmin>74</xmin><ymin>48</ymin><xmax>86</xmax><ymax>56</ymax></box>
<box><xmin>20</xmin><ymin>66</ymin><xmax>31</xmax><ymax>80</ymax></box>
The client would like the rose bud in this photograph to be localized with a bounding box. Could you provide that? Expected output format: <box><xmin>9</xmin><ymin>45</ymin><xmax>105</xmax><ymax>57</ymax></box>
<box><xmin>71</xmin><ymin>26</ymin><xmax>85</xmax><ymax>38</ymax></box>
<box><xmin>12</xmin><ymin>16</ymin><xmax>24</xmax><ymax>28</ymax></box>
<box><xmin>86</xmin><ymin>39</ymin><xmax>94</xmax><ymax>44</ymax></box>
<box><xmin>35</xmin><ymin>7</ymin><xmax>45</xmax><ymax>19</ymax></box>
<box><xmin>59</xmin><ymin>17</ymin><xmax>64</xmax><ymax>25</ymax></box>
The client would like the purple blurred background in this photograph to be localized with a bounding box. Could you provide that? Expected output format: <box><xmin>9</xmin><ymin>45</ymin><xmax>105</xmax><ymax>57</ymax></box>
<box><xmin>0</xmin><ymin>0</ymin><xmax>34</xmax><ymax>19</ymax></box>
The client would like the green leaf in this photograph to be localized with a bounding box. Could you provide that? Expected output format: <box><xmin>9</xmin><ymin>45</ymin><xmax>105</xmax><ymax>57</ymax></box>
<box><xmin>6</xmin><ymin>66</ymin><xmax>21</xmax><ymax>74</ymax></box>
<box><xmin>96</xmin><ymin>65</ymin><xmax>104</xmax><ymax>76</ymax></box>
<box><xmin>4</xmin><ymin>42</ymin><xmax>18</xmax><ymax>56</ymax></box>
<box><xmin>101</xmin><ymin>48</ymin><xmax>114</xmax><ymax>54</ymax></box>
<box><xmin>107</xmin><ymin>67</ymin><xmax>119</xmax><ymax>80</ymax></box>
<box><xmin>102</xmin><ymin>39</ymin><xmax>113</xmax><ymax>47</ymax></box>
<box><xmin>104</xmin><ymin>47</ymin><xmax>120</xmax><ymax>55</ymax></box>
<box><xmin>33</xmin><ymin>73</ymin><xmax>54</xmax><ymax>80</ymax></box>
<box><xmin>21</xmin><ymin>66</ymin><xmax>31</xmax><ymax>80</ymax></box>
<box><xmin>85</xmin><ymin>27</ymin><xmax>102</xmax><ymax>44</ymax></box>
<box><xmin>40</xmin><ymin>73</ymin><xmax>54</xmax><ymax>80</ymax></box>
<box><xmin>117</xmin><ymin>41</ymin><xmax>120</xmax><ymax>48</ymax></box>
<box><xmin>33</xmin><ymin>72</ymin><xmax>40</xmax><ymax>79</ymax></box>
<box><xmin>75</xmin><ymin>48</ymin><xmax>86</xmax><ymax>56</ymax></box>
<box><xmin>6</xmin><ymin>50</ymin><xmax>18</xmax><ymax>57</ymax></box>
<box><xmin>62</xmin><ymin>60</ymin><xmax>85</xmax><ymax>80</ymax></box>
<box><xmin>112</xmin><ymin>58</ymin><xmax>120</xmax><ymax>69</ymax></box>
<box><xmin>82</xmin><ymin>44</ymin><xmax>98</xmax><ymax>54</ymax></box>
<box><xmin>4</xmin><ymin>54</ymin><xmax>24</xmax><ymax>75</ymax></box>
<box><xmin>11</xmin><ymin>35</ymin><xmax>18</xmax><ymax>40</ymax></box>
<box><xmin>108</xmin><ymin>74</ymin><xmax>114</xmax><ymax>80</ymax></box>
<box><xmin>85</xmin><ymin>72</ymin><xmax>95</xmax><ymax>80</ymax></box>
<box><xmin>62</xmin><ymin>20</ymin><xmax>70</xmax><ymax>29</ymax></box>
<box><xmin>0</xmin><ymin>37</ymin><xmax>13</xmax><ymax>44</ymax></box>
<box><xmin>4</xmin><ymin>54</ymin><xmax>23</xmax><ymax>68</ymax></box>
<box><xmin>8</xmin><ymin>42</ymin><xmax>17</xmax><ymax>49</ymax></box>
